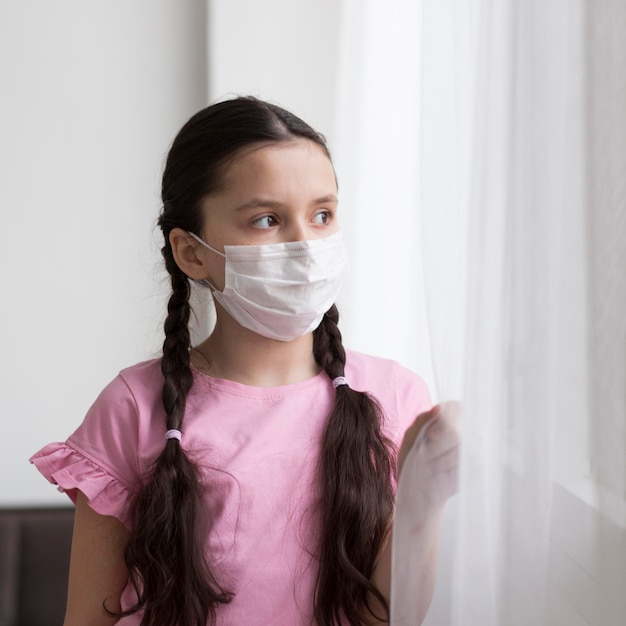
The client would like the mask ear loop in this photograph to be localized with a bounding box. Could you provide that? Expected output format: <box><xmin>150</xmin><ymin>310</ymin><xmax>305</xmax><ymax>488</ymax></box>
<box><xmin>187</xmin><ymin>231</ymin><xmax>223</xmax><ymax>292</ymax></box>
<box><xmin>187</xmin><ymin>231</ymin><xmax>226</xmax><ymax>257</ymax></box>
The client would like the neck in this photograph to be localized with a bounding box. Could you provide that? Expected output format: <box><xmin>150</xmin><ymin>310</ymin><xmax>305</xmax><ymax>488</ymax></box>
<box><xmin>191</xmin><ymin>306</ymin><xmax>321</xmax><ymax>388</ymax></box>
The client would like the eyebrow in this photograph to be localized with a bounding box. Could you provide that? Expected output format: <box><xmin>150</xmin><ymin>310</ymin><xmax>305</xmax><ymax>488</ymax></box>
<box><xmin>235</xmin><ymin>194</ymin><xmax>338</xmax><ymax>211</ymax></box>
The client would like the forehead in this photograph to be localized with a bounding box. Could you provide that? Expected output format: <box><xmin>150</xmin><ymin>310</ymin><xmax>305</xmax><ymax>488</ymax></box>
<box><xmin>217</xmin><ymin>139</ymin><xmax>336</xmax><ymax>195</ymax></box>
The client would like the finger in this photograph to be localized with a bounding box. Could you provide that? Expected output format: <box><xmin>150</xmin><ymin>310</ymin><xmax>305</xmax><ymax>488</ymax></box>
<box><xmin>425</xmin><ymin>427</ymin><xmax>458</xmax><ymax>454</ymax></box>
<box><xmin>428</xmin><ymin>444</ymin><xmax>459</xmax><ymax>474</ymax></box>
<box><xmin>398</xmin><ymin>405</ymin><xmax>441</xmax><ymax>473</ymax></box>
<box><xmin>411</xmin><ymin>404</ymin><xmax>441</xmax><ymax>436</ymax></box>
<box><xmin>439</xmin><ymin>466</ymin><xmax>459</xmax><ymax>498</ymax></box>
<box><xmin>421</xmin><ymin>422</ymin><xmax>460</xmax><ymax>461</ymax></box>
<box><xmin>439</xmin><ymin>400</ymin><xmax>462</xmax><ymax>427</ymax></box>
<box><xmin>404</xmin><ymin>405</ymin><xmax>441</xmax><ymax>449</ymax></box>
<box><xmin>426</xmin><ymin>401</ymin><xmax>460</xmax><ymax>437</ymax></box>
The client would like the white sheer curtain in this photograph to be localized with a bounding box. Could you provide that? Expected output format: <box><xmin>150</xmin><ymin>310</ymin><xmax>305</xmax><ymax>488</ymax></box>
<box><xmin>332</xmin><ymin>0</ymin><xmax>433</xmax><ymax>384</ymax></box>
<box><xmin>335</xmin><ymin>1</ymin><xmax>626</xmax><ymax>625</ymax></box>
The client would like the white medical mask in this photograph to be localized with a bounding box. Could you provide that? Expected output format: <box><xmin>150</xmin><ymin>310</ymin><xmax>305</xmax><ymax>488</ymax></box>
<box><xmin>188</xmin><ymin>231</ymin><xmax>349</xmax><ymax>341</ymax></box>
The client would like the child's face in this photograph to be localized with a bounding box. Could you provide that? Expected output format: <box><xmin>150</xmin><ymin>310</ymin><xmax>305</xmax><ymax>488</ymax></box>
<box><xmin>198</xmin><ymin>138</ymin><xmax>340</xmax><ymax>291</ymax></box>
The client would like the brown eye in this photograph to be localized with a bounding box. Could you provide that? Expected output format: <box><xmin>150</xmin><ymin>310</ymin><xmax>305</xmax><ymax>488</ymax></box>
<box><xmin>312</xmin><ymin>211</ymin><xmax>331</xmax><ymax>225</ymax></box>
<box><xmin>252</xmin><ymin>215</ymin><xmax>278</xmax><ymax>229</ymax></box>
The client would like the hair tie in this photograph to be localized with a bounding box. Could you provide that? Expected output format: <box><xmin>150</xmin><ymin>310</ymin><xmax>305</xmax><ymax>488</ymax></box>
<box><xmin>165</xmin><ymin>429</ymin><xmax>182</xmax><ymax>442</ymax></box>
<box><xmin>332</xmin><ymin>376</ymin><xmax>349</xmax><ymax>389</ymax></box>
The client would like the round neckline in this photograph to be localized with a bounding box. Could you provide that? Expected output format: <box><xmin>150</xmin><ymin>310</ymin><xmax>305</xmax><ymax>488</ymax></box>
<box><xmin>189</xmin><ymin>362</ymin><xmax>329</xmax><ymax>399</ymax></box>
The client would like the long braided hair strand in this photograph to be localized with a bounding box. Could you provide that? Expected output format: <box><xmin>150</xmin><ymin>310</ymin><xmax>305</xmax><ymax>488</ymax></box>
<box><xmin>119</xmin><ymin>243</ymin><xmax>232</xmax><ymax>626</ymax></box>
<box><xmin>313</xmin><ymin>305</ymin><xmax>397</xmax><ymax>625</ymax></box>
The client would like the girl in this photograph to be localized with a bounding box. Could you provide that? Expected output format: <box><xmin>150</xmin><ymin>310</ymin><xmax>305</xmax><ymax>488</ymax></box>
<box><xmin>31</xmin><ymin>97</ymin><xmax>458</xmax><ymax>626</ymax></box>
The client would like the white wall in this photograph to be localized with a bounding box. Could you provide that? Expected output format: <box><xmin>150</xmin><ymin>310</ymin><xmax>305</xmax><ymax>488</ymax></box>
<box><xmin>208</xmin><ymin>0</ymin><xmax>341</xmax><ymax>151</ymax></box>
<box><xmin>0</xmin><ymin>0</ymin><xmax>390</xmax><ymax>506</ymax></box>
<box><xmin>0</xmin><ymin>0</ymin><xmax>208</xmax><ymax>505</ymax></box>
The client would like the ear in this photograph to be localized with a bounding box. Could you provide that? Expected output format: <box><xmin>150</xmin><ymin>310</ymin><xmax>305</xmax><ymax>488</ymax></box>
<box><xmin>169</xmin><ymin>228</ymin><xmax>209</xmax><ymax>280</ymax></box>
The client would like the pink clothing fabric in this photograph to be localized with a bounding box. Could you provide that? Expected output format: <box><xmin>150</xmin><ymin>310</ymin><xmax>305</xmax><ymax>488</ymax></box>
<box><xmin>30</xmin><ymin>349</ymin><xmax>431</xmax><ymax>625</ymax></box>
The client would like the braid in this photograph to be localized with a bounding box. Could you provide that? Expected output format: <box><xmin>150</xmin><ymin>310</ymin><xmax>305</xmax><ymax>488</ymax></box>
<box><xmin>313</xmin><ymin>305</ymin><xmax>396</xmax><ymax>625</ymax></box>
<box><xmin>313</xmin><ymin>304</ymin><xmax>345</xmax><ymax>378</ymax></box>
<box><xmin>161</xmin><ymin>251</ymin><xmax>193</xmax><ymax>429</ymax></box>
<box><xmin>116</xmin><ymin>247</ymin><xmax>232</xmax><ymax>626</ymax></box>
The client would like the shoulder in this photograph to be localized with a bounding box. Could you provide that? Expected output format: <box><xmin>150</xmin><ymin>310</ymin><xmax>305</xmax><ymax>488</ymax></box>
<box><xmin>94</xmin><ymin>356</ymin><xmax>165</xmax><ymax>430</ymax></box>
<box><xmin>345</xmin><ymin>349</ymin><xmax>429</xmax><ymax>398</ymax></box>
<box><xmin>80</xmin><ymin>358</ymin><xmax>164</xmax><ymax>432</ymax></box>
<box><xmin>68</xmin><ymin>358</ymin><xmax>166</xmax><ymax>479</ymax></box>
<box><xmin>117</xmin><ymin>357</ymin><xmax>164</xmax><ymax>398</ymax></box>
<box><xmin>344</xmin><ymin>348</ymin><xmax>432</xmax><ymax>439</ymax></box>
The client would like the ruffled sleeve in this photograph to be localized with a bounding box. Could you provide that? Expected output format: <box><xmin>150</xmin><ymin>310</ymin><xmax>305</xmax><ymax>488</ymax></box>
<box><xmin>30</xmin><ymin>441</ymin><xmax>134</xmax><ymax>528</ymax></box>
<box><xmin>29</xmin><ymin>363</ymin><xmax>164</xmax><ymax>529</ymax></box>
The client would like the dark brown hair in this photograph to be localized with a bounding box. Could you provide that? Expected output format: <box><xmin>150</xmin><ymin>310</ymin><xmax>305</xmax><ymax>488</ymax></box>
<box><xmin>121</xmin><ymin>97</ymin><xmax>396</xmax><ymax>625</ymax></box>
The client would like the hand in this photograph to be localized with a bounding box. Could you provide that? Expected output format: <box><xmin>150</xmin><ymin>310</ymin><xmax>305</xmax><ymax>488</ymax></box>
<box><xmin>397</xmin><ymin>402</ymin><xmax>461</xmax><ymax>517</ymax></box>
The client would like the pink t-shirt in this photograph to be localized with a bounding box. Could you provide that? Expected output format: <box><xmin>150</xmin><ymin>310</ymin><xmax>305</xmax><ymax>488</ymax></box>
<box><xmin>31</xmin><ymin>349</ymin><xmax>431</xmax><ymax>625</ymax></box>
